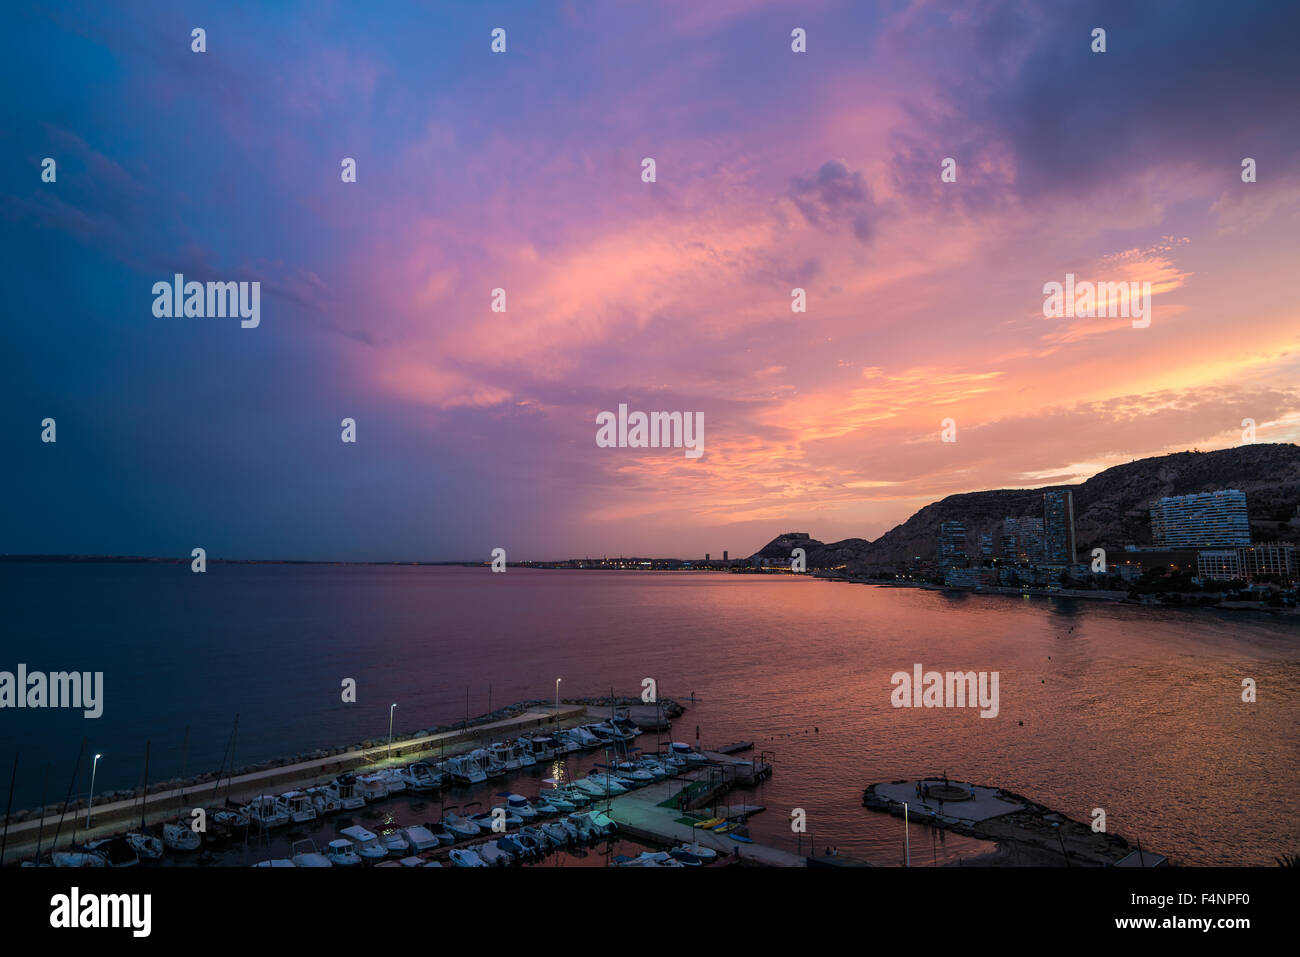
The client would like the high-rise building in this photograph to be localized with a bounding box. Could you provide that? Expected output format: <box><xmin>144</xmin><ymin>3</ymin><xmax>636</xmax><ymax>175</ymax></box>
<box><xmin>1000</xmin><ymin>518</ymin><xmax>1019</xmax><ymax>561</ymax></box>
<box><xmin>979</xmin><ymin>531</ymin><xmax>994</xmax><ymax>559</ymax></box>
<box><xmin>1015</xmin><ymin>516</ymin><xmax>1045</xmax><ymax>563</ymax></box>
<box><xmin>938</xmin><ymin>521</ymin><xmax>967</xmax><ymax>568</ymax></box>
<box><xmin>1043</xmin><ymin>489</ymin><xmax>1077</xmax><ymax>565</ymax></box>
<box><xmin>1150</xmin><ymin>490</ymin><xmax>1250</xmax><ymax>547</ymax></box>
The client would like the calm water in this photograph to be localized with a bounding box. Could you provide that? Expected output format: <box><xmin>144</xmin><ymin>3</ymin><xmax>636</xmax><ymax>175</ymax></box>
<box><xmin>2</xmin><ymin>563</ymin><xmax>1297</xmax><ymax>865</ymax></box>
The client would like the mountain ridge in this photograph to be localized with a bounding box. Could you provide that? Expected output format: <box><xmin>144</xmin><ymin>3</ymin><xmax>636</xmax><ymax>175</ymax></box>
<box><xmin>751</xmin><ymin>444</ymin><xmax>1300</xmax><ymax>570</ymax></box>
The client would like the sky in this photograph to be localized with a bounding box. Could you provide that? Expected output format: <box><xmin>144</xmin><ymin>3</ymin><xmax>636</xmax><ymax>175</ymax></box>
<box><xmin>2</xmin><ymin>0</ymin><xmax>1298</xmax><ymax>561</ymax></box>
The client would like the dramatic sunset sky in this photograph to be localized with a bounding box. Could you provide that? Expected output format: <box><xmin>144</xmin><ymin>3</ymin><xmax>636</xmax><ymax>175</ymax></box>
<box><xmin>3</xmin><ymin>0</ymin><xmax>1298</xmax><ymax>560</ymax></box>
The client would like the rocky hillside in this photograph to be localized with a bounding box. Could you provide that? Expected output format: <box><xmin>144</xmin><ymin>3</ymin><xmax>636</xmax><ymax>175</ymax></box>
<box><xmin>751</xmin><ymin>444</ymin><xmax>1300</xmax><ymax>570</ymax></box>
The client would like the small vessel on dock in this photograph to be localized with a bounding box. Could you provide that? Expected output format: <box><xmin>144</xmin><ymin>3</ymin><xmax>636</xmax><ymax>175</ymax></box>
<box><xmin>445</xmin><ymin>755</ymin><xmax>487</xmax><ymax>786</ymax></box>
<box><xmin>245</xmin><ymin>795</ymin><xmax>289</xmax><ymax>830</ymax></box>
<box><xmin>325</xmin><ymin>838</ymin><xmax>361</xmax><ymax>867</ymax></box>
<box><xmin>339</xmin><ymin>825</ymin><xmax>387</xmax><ymax>862</ymax></box>
<box><xmin>332</xmin><ymin>774</ymin><xmax>366</xmax><ymax>810</ymax></box>
<box><xmin>277</xmin><ymin>790</ymin><xmax>317</xmax><ymax>824</ymax></box>
<box><xmin>162</xmin><ymin>822</ymin><xmax>202</xmax><ymax>852</ymax></box>
<box><xmin>127</xmin><ymin>832</ymin><xmax>164</xmax><ymax>861</ymax></box>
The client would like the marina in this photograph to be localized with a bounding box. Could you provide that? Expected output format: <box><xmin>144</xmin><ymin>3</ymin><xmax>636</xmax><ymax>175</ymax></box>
<box><xmin>1</xmin><ymin>698</ymin><xmax>806</xmax><ymax>868</ymax></box>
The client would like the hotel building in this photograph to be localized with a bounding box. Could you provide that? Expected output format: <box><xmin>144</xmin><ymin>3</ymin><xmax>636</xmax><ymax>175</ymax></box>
<box><xmin>1150</xmin><ymin>490</ymin><xmax>1251</xmax><ymax>548</ymax></box>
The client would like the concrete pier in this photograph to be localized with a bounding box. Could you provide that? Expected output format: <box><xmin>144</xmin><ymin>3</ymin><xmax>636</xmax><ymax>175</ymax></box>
<box><xmin>603</xmin><ymin>777</ymin><xmax>806</xmax><ymax>867</ymax></box>
<box><xmin>1</xmin><ymin>705</ymin><xmax>586</xmax><ymax>861</ymax></box>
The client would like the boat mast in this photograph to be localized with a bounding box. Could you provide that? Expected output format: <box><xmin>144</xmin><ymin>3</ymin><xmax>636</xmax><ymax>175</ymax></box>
<box><xmin>34</xmin><ymin>765</ymin><xmax>49</xmax><ymax>865</ymax></box>
<box><xmin>0</xmin><ymin>751</ymin><xmax>17</xmax><ymax>866</ymax></box>
<box><xmin>139</xmin><ymin>740</ymin><xmax>151</xmax><ymax>830</ymax></box>
<box><xmin>225</xmin><ymin>714</ymin><xmax>239</xmax><ymax>805</ymax></box>
<box><xmin>52</xmin><ymin>736</ymin><xmax>86</xmax><ymax>852</ymax></box>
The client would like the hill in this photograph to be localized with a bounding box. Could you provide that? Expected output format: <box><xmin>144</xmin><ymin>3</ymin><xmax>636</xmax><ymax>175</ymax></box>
<box><xmin>750</xmin><ymin>444</ymin><xmax>1300</xmax><ymax>570</ymax></box>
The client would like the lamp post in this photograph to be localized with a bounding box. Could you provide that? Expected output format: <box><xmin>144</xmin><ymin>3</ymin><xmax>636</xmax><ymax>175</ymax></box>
<box><xmin>555</xmin><ymin>678</ymin><xmax>561</xmax><ymax>712</ymax></box>
<box><xmin>388</xmin><ymin>703</ymin><xmax>397</xmax><ymax>759</ymax></box>
<box><xmin>86</xmin><ymin>754</ymin><xmax>102</xmax><ymax>828</ymax></box>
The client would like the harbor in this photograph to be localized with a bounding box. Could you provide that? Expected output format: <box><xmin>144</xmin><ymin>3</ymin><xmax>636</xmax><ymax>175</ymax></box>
<box><xmin>863</xmin><ymin>778</ymin><xmax>1168</xmax><ymax>867</ymax></box>
<box><xmin>1</xmin><ymin>696</ymin><xmax>802</xmax><ymax>868</ymax></box>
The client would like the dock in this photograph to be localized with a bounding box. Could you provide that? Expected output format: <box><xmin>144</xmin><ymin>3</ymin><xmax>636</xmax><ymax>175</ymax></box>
<box><xmin>1</xmin><ymin>705</ymin><xmax>587</xmax><ymax>860</ymax></box>
<box><xmin>603</xmin><ymin>777</ymin><xmax>807</xmax><ymax>867</ymax></box>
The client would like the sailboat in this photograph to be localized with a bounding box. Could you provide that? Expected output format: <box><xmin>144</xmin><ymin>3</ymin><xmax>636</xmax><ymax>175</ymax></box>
<box><xmin>161</xmin><ymin>822</ymin><xmax>201</xmax><ymax>852</ymax></box>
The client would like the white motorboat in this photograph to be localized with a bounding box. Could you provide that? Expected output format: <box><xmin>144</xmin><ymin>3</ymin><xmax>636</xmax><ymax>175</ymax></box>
<box><xmin>565</xmin><ymin>726</ymin><xmax>602</xmax><ymax>749</ymax></box>
<box><xmin>307</xmin><ymin>785</ymin><xmax>342</xmax><ymax>815</ymax></box>
<box><xmin>277</xmin><ymin>790</ymin><xmax>317</xmax><ymax>824</ymax></box>
<box><xmin>253</xmin><ymin>858</ymin><xmax>295</xmax><ymax>867</ymax></box>
<box><xmin>541</xmin><ymin>821</ymin><xmax>571</xmax><ymax>846</ymax></box>
<box><xmin>469</xmin><ymin>748</ymin><xmax>506</xmax><ymax>779</ymax></box>
<box><xmin>583</xmin><ymin>723</ymin><xmax>618</xmax><ymax>745</ymax></box>
<box><xmin>291</xmin><ymin>839</ymin><xmax>332</xmax><ymax>867</ymax></box>
<box><xmin>399</xmin><ymin>855</ymin><xmax>428</xmax><ymax>867</ymax></box>
<box><xmin>487</xmin><ymin>742</ymin><xmax>523</xmax><ymax>772</ymax></box>
<box><xmin>162</xmin><ymin>822</ymin><xmax>202</xmax><ymax>852</ymax></box>
<box><xmin>614</xmin><ymin>763</ymin><xmax>654</xmax><ymax>783</ymax></box>
<box><xmin>440</xmin><ymin>812</ymin><xmax>481</xmax><ymax>839</ymax></box>
<box><xmin>403</xmin><ymin>761</ymin><xmax>444</xmax><ymax>790</ymax></box>
<box><xmin>675</xmin><ymin>841</ymin><xmax>717</xmax><ymax>861</ymax></box>
<box><xmin>550</xmin><ymin>732</ymin><xmax>579</xmax><ymax>754</ymax></box>
<box><xmin>381</xmin><ymin>829</ymin><xmax>410</xmax><ymax>856</ymax></box>
<box><xmin>518</xmin><ymin>825</ymin><xmax>552</xmax><ymax>850</ymax></box>
<box><xmin>568</xmin><ymin>811</ymin><xmax>615</xmax><ymax>837</ymax></box>
<box><xmin>473</xmin><ymin>810</ymin><xmax>522</xmax><ymax>832</ymax></box>
<box><xmin>445</xmin><ymin>755</ymin><xmax>487</xmax><ymax>786</ymax></box>
<box><xmin>505</xmin><ymin>794</ymin><xmax>539</xmax><ymax>819</ymax></box>
<box><xmin>245</xmin><ymin>795</ymin><xmax>289</xmax><ymax>830</ymax></box>
<box><xmin>325</xmin><ymin>838</ymin><xmax>361</xmax><ymax>866</ymax></box>
<box><xmin>401</xmin><ymin>825</ymin><xmax>440</xmax><ymax>852</ymax></box>
<box><xmin>332</xmin><ymin>774</ymin><xmax>366</xmax><ymax>810</ymax></box>
<box><xmin>339</xmin><ymin>825</ymin><xmax>388</xmax><ymax>862</ymax></box>
<box><xmin>126</xmin><ymin>832</ymin><xmax>164</xmax><ymax>861</ymax></box>
<box><xmin>517</xmin><ymin>735</ymin><xmax>555</xmax><ymax>762</ymax></box>
<box><xmin>592</xmin><ymin>720</ymin><xmax>633</xmax><ymax>742</ymax></box>
<box><xmin>449</xmin><ymin>848</ymin><xmax>487</xmax><ymax>868</ymax></box>
<box><xmin>210</xmin><ymin>808</ymin><xmax>249</xmax><ymax>829</ymax></box>
<box><xmin>574</xmin><ymin>774</ymin><xmax>626</xmax><ymax>797</ymax></box>
<box><xmin>355</xmin><ymin>773</ymin><xmax>390</xmax><ymax>802</ymax></box>
<box><xmin>616</xmin><ymin>851</ymin><xmax>679</xmax><ymax>867</ymax></box>
<box><xmin>475</xmin><ymin>842</ymin><xmax>511</xmax><ymax>866</ymax></box>
<box><xmin>377</xmin><ymin>768</ymin><xmax>407</xmax><ymax>793</ymax></box>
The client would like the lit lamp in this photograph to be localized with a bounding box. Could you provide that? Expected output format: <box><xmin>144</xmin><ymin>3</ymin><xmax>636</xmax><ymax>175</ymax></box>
<box><xmin>86</xmin><ymin>753</ymin><xmax>102</xmax><ymax>828</ymax></box>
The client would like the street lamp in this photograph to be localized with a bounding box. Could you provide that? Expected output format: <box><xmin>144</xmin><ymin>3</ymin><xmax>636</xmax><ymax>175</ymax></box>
<box><xmin>86</xmin><ymin>754</ymin><xmax>102</xmax><ymax>828</ymax></box>
<box><xmin>388</xmin><ymin>703</ymin><xmax>397</xmax><ymax>759</ymax></box>
<box><xmin>555</xmin><ymin>678</ymin><xmax>562</xmax><ymax>712</ymax></box>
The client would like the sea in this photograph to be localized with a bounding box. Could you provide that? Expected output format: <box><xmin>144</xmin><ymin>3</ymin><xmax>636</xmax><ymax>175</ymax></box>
<box><xmin>1</xmin><ymin>562</ymin><xmax>1297</xmax><ymax>865</ymax></box>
